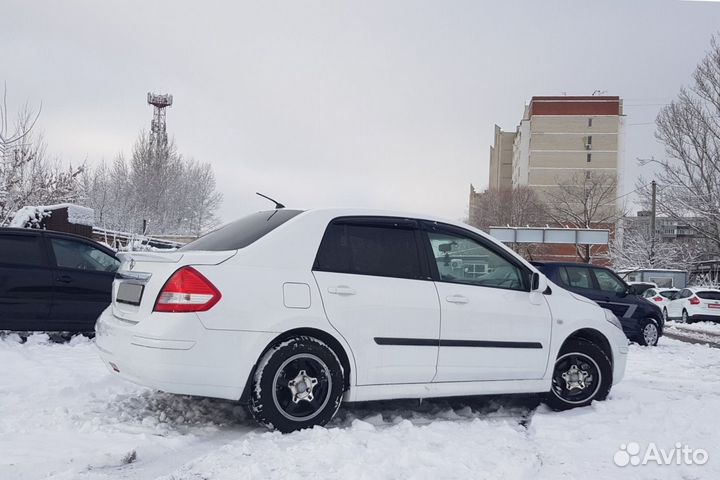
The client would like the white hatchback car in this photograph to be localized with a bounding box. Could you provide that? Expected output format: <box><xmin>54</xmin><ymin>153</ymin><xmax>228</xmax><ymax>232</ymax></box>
<box><xmin>665</xmin><ymin>287</ymin><xmax>720</xmax><ymax>323</ymax></box>
<box><xmin>642</xmin><ymin>287</ymin><xmax>679</xmax><ymax>312</ymax></box>
<box><xmin>96</xmin><ymin>208</ymin><xmax>628</xmax><ymax>432</ymax></box>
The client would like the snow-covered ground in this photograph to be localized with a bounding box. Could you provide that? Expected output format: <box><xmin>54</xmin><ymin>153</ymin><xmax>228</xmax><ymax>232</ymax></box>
<box><xmin>1</xmin><ymin>334</ymin><xmax>719</xmax><ymax>480</ymax></box>
<box><xmin>665</xmin><ymin>320</ymin><xmax>720</xmax><ymax>346</ymax></box>
<box><xmin>666</xmin><ymin>320</ymin><xmax>720</xmax><ymax>336</ymax></box>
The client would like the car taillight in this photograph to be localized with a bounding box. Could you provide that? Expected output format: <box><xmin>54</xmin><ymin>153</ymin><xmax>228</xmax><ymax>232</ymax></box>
<box><xmin>653</xmin><ymin>296</ymin><xmax>663</xmax><ymax>302</ymax></box>
<box><xmin>689</xmin><ymin>296</ymin><xmax>701</xmax><ymax>305</ymax></box>
<box><xmin>154</xmin><ymin>266</ymin><xmax>221</xmax><ymax>313</ymax></box>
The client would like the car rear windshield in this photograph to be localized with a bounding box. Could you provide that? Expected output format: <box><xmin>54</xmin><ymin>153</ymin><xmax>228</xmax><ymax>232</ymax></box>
<box><xmin>179</xmin><ymin>210</ymin><xmax>303</xmax><ymax>251</ymax></box>
<box><xmin>696</xmin><ymin>291</ymin><xmax>720</xmax><ymax>300</ymax></box>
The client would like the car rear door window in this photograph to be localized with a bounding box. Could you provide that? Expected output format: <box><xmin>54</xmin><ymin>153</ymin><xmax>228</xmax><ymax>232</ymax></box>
<box><xmin>314</xmin><ymin>221</ymin><xmax>423</xmax><ymax>280</ymax></box>
<box><xmin>563</xmin><ymin>266</ymin><xmax>593</xmax><ymax>289</ymax></box>
<box><xmin>0</xmin><ymin>235</ymin><xmax>44</xmax><ymax>266</ymax></box>
<box><xmin>592</xmin><ymin>269</ymin><xmax>627</xmax><ymax>294</ymax></box>
<box><xmin>50</xmin><ymin>238</ymin><xmax>119</xmax><ymax>272</ymax></box>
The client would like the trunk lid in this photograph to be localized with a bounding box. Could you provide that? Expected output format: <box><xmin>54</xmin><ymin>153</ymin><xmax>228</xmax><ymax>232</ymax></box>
<box><xmin>112</xmin><ymin>250</ymin><xmax>236</xmax><ymax>323</ymax></box>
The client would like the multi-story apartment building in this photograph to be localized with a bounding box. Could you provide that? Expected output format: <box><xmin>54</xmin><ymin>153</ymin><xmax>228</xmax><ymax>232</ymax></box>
<box><xmin>512</xmin><ymin>96</ymin><xmax>624</xmax><ymax>197</ymax></box>
<box><xmin>477</xmin><ymin>95</ymin><xmax>625</xmax><ymax>210</ymax></box>
<box><xmin>487</xmin><ymin>125</ymin><xmax>516</xmax><ymax>190</ymax></box>
<box><xmin>471</xmin><ymin>96</ymin><xmax>626</xmax><ymax>264</ymax></box>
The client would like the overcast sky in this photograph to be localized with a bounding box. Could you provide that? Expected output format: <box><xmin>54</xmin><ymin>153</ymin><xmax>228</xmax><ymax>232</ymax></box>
<box><xmin>2</xmin><ymin>0</ymin><xmax>720</xmax><ymax>223</ymax></box>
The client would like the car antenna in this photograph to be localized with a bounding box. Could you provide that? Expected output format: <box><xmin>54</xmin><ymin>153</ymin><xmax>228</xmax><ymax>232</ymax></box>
<box><xmin>256</xmin><ymin>192</ymin><xmax>285</xmax><ymax>209</ymax></box>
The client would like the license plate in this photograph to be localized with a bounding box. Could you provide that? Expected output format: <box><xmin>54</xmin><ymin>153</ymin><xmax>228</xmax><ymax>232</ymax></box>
<box><xmin>116</xmin><ymin>282</ymin><xmax>144</xmax><ymax>306</ymax></box>
<box><xmin>709</xmin><ymin>304</ymin><xmax>720</xmax><ymax>309</ymax></box>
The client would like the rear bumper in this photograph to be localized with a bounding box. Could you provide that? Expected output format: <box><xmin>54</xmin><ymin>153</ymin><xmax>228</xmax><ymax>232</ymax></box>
<box><xmin>95</xmin><ymin>307</ymin><xmax>276</xmax><ymax>400</ymax></box>
<box><xmin>687</xmin><ymin>313</ymin><xmax>720</xmax><ymax>323</ymax></box>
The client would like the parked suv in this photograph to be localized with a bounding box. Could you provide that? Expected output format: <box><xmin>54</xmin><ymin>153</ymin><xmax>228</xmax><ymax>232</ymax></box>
<box><xmin>533</xmin><ymin>262</ymin><xmax>664</xmax><ymax>346</ymax></box>
<box><xmin>96</xmin><ymin>209</ymin><xmax>628</xmax><ymax>432</ymax></box>
<box><xmin>0</xmin><ymin>227</ymin><xmax>120</xmax><ymax>333</ymax></box>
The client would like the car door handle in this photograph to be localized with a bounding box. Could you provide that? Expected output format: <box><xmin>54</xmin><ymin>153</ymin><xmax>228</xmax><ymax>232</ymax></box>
<box><xmin>56</xmin><ymin>274</ymin><xmax>73</xmax><ymax>283</ymax></box>
<box><xmin>446</xmin><ymin>295</ymin><xmax>469</xmax><ymax>304</ymax></box>
<box><xmin>328</xmin><ymin>286</ymin><xmax>356</xmax><ymax>296</ymax></box>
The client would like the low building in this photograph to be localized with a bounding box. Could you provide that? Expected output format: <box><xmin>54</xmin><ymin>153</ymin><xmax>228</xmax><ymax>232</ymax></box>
<box><xmin>8</xmin><ymin>204</ymin><xmax>187</xmax><ymax>250</ymax></box>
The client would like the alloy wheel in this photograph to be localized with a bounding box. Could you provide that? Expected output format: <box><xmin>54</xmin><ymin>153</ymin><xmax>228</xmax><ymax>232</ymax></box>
<box><xmin>643</xmin><ymin>322</ymin><xmax>658</xmax><ymax>346</ymax></box>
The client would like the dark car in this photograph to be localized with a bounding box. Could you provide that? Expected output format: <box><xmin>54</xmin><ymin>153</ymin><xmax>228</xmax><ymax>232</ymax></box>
<box><xmin>533</xmin><ymin>262</ymin><xmax>664</xmax><ymax>346</ymax></box>
<box><xmin>0</xmin><ymin>228</ymin><xmax>120</xmax><ymax>333</ymax></box>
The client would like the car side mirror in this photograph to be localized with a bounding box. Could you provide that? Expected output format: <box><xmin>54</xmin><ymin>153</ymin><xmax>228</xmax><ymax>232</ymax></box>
<box><xmin>626</xmin><ymin>284</ymin><xmax>637</xmax><ymax>295</ymax></box>
<box><xmin>531</xmin><ymin>272</ymin><xmax>548</xmax><ymax>293</ymax></box>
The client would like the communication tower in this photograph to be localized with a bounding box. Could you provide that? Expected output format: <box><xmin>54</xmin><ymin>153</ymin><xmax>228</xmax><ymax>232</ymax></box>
<box><xmin>146</xmin><ymin>92</ymin><xmax>173</xmax><ymax>154</ymax></box>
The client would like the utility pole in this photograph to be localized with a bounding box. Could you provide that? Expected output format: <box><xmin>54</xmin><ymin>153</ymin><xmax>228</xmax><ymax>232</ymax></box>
<box><xmin>650</xmin><ymin>180</ymin><xmax>657</xmax><ymax>265</ymax></box>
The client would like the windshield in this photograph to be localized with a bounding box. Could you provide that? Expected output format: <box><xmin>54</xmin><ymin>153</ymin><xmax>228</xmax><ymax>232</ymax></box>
<box><xmin>179</xmin><ymin>210</ymin><xmax>303</xmax><ymax>251</ymax></box>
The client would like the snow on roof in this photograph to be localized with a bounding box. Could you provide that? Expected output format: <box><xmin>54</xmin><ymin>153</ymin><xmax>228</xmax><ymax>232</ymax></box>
<box><xmin>9</xmin><ymin>204</ymin><xmax>94</xmax><ymax>228</ymax></box>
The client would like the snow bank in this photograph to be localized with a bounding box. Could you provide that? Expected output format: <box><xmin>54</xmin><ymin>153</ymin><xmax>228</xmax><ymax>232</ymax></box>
<box><xmin>9</xmin><ymin>203</ymin><xmax>94</xmax><ymax>228</ymax></box>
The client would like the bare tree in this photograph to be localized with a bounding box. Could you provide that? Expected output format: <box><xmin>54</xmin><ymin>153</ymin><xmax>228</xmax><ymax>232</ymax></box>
<box><xmin>545</xmin><ymin>170</ymin><xmax>623</xmax><ymax>263</ymax></box>
<box><xmin>644</xmin><ymin>34</ymin><xmax>720</xmax><ymax>255</ymax></box>
<box><xmin>1</xmin><ymin>88</ymin><xmax>83</xmax><ymax>225</ymax></box>
<box><xmin>468</xmin><ymin>185</ymin><xmax>549</xmax><ymax>259</ymax></box>
<box><xmin>469</xmin><ymin>185</ymin><xmax>546</xmax><ymax>231</ymax></box>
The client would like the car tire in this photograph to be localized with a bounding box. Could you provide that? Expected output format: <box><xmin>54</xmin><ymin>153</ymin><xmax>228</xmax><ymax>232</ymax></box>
<box><xmin>249</xmin><ymin>335</ymin><xmax>345</xmax><ymax>433</ymax></box>
<box><xmin>544</xmin><ymin>338</ymin><xmax>612</xmax><ymax>411</ymax></box>
<box><xmin>682</xmin><ymin>309</ymin><xmax>692</xmax><ymax>324</ymax></box>
<box><xmin>638</xmin><ymin>319</ymin><xmax>659</xmax><ymax>346</ymax></box>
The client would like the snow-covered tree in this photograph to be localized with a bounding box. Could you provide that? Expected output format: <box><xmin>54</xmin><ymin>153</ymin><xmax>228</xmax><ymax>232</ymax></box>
<box><xmin>1</xmin><ymin>89</ymin><xmax>83</xmax><ymax>225</ymax></box>
<box><xmin>80</xmin><ymin>131</ymin><xmax>222</xmax><ymax>236</ymax></box>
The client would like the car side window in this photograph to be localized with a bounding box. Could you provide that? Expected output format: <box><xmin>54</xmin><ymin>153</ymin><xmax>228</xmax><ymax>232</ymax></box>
<box><xmin>0</xmin><ymin>235</ymin><xmax>45</xmax><ymax>267</ymax></box>
<box><xmin>681</xmin><ymin>289</ymin><xmax>692</xmax><ymax>299</ymax></box>
<box><xmin>558</xmin><ymin>267</ymin><xmax>571</xmax><ymax>286</ymax></box>
<box><xmin>563</xmin><ymin>266</ymin><xmax>593</xmax><ymax>289</ymax></box>
<box><xmin>643</xmin><ymin>289</ymin><xmax>656</xmax><ymax>298</ymax></box>
<box><xmin>425</xmin><ymin>230</ymin><xmax>525</xmax><ymax>291</ymax></box>
<box><xmin>593</xmin><ymin>269</ymin><xmax>626</xmax><ymax>293</ymax></box>
<box><xmin>314</xmin><ymin>222</ymin><xmax>423</xmax><ymax>280</ymax></box>
<box><xmin>50</xmin><ymin>238</ymin><xmax>119</xmax><ymax>273</ymax></box>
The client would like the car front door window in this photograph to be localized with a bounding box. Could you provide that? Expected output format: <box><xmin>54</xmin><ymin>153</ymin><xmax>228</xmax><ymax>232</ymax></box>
<box><xmin>426</xmin><ymin>231</ymin><xmax>525</xmax><ymax>291</ymax></box>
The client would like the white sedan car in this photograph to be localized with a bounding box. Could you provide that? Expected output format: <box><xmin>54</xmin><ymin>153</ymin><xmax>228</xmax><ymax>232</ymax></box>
<box><xmin>96</xmin><ymin>208</ymin><xmax>628</xmax><ymax>432</ymax></box>
<box><xmin>665</xmin><ymin>287</ymin><xmax>720</xmax><ymax>323</ymax></box>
